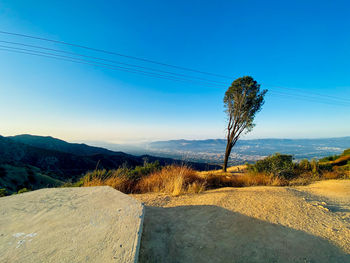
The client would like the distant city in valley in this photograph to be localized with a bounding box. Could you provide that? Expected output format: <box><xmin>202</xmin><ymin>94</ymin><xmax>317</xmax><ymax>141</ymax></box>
<box><xmin>93</xmin><ymin>137</ymin><xmax>350</xmax><ymax>165</ymax></box>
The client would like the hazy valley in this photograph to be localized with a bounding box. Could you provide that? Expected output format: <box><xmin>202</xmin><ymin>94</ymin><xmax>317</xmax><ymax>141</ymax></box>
<box><xmin>96</xmin><ymin>137</ymin><xmax>350</xmax><ymax>165</ymax></box>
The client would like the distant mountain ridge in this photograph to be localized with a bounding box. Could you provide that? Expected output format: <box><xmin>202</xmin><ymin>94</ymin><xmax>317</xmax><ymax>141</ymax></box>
<box><xmin>0</xmin><ymin>134</ymin><xmax>219</xmax><ymax>181</ymax></box>
<box><xmin>150</xmin><ymin>137</ymin><xmax>350</xmax><ymax>151</ymax></box>
<box><xmin>0</xmin><ymin>134</ymin><xmax>221</xmax><ymax>194</ymax></box>
<box><xmin>9</xmin><ymin>134</ymin><xmax>118</xmax><ymax>156</ymax></box>
<box><xmin>144</xmin><ymin>137</ymin><xmax>350</xmax><ymax>164</ymax></box>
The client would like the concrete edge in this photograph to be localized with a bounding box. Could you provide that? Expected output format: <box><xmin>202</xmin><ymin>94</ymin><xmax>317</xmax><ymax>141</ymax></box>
<box><xmin>133</xmin><ymin>203</ymin><xmax>145</xmax><ymax>263</ymax></box>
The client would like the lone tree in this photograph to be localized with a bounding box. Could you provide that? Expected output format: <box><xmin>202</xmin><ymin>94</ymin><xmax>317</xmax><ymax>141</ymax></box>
<box><xmin>223</xmin><ymin>76</ymin><xmax>267</xmax><ymax>172</ymax></box>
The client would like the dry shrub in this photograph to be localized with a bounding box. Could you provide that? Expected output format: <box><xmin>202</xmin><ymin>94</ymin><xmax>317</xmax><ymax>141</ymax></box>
<box><xmin>171</xmin><ymin>174</ymin><xmax>184</xmax><ymax>196</ymax></box>
<box><xmin>322</xmin><ymin>170</ymin><xmax>342</xmax><ymax>180</ymax></box>
<box><xmin>83</xmin><ymin>165</ymin><xmax>205</xmax><ymax>195</ymax></box>
<box><xmin>287</xmin><ymin>171</ymin><xmax>322</xmax><ymax>186</ymax></box>
<box><xmin>204</xmin><ymin>173</ymin><xmax>242</xmax><ymax>188</ymax></box>
<box><xmin>236</xmin><ymin>173</ymin><xmax>273</xmax><ymax>186</ymax></box>
<box><xmin>288</xmin><ymin>176</ymin><xmax>314</xmax><ymax>186</ymax></box>
<box><xmin>332</xmin><ymin>155</ymin><xmax>350</xmax><ymax>166</ymax></box>
<box><xmin>187</xmin><ymin>181</ymin><xmax>206</xmax><ymax>194</ymax></box>
<box><xmin>82</xmin><ymin>163</ymin><xmax>345</xmax><ymax>195</ymax></box>
<box><xmin>203</xmin><ymin>172</ymin><xmax>287</xmax><ymax>188</ymax></box>
<box><xmin>83</xmin><ymin>177</ymin><xmax>104</xmax><ymax>187</ymax></box>
<box><xmin>136</xmin><ymin>165</ymin><xmax>205</xmax><ymax>196</ymax></box>
<box><xmin>83</xmin><ymin>176</ymin><xmax>135</xmax><ymax>193</ymax></box>
<box><xmin>82</xmin><ymin>170</ymin><xmax>135</xmax><ymax>193</ymax></box>
<box><xmin>288</xmin><ymin>170</ymin><xmax>345</xmax><ymax>186</ymax></box>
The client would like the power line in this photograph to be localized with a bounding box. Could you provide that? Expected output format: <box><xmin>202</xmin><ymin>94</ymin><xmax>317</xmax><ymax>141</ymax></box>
<box><xmin>1</xmin><ymin>46</ymin><xmax>349</xmax><ymax>107</ymax></box>
<box><xmin>269</xmin><ymin>91</ymin><xmax>350</xmax><ymax>107</ymax></box>
<box><xmin>0</xmin><ymin>40</ymin><xmax>228</xmax><ymax>85</ymax></box>
<box><xmin>1</xmin><ymin>31</ymin><xmax>348</xmax><ymax>104</ymax></box>
<box><xmin>1</xmin><ymin>31</ymin><xmax>349</xmax><ymax>106</ymax></box>
<box><xmin>270</xmin><ymin>86</ymin><xmax>350</xmax><ymax>104</ymax></box>
<box><xmin>0</xmin><ymin>30</ymin><xmax>232</xmax><ymax>79</ymax></box>
<box><xmin>0</xmin><ymin>47</ymin><xmax>222</xmax><ymax>86</ymax></box>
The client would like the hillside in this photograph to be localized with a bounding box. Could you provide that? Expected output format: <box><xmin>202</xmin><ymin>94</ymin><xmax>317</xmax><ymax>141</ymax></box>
<box><xmin>320</xmin><ymin>148</ymin><xmax>350</xmax><ymax>167</ymax></box>
<box><xmin>0</xmin><ymin>163</ymin><xmax>63</xmax><ymax>194</ymax></box>
<box><xmin>0</xmin><ymin>135</ymin><xmax>106</xmax><ymax>181</ymax></box>
<box><xmin>0</xmin><ymin>135</ymin><xmax>220</xmax><ymax>193</ymax></box>
<box><xmin>9</xmin><ymin>134</ymin><xmax>118</xmax><ymax>156</ymax></box>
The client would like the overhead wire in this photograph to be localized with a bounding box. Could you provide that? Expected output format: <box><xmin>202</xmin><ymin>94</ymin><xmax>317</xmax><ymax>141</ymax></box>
<box><xmin>4</xmin><ymin>38</ymin><xmax>348</xmax><ymax>104</ymax></box>
<box><xmin>0</xmin><ymin>30</ymin><xmax>349</xmax><ymax>107</ymax></box>
<box><xmin>0</xmin><ymin>40</ymin><xmax>228</xmax><ymax>85</ymax></box>
<box><xmin>1</xmin><ymin>47</ymin><xmax>349</xmax><ymax>108</ymax></box>
<box><xmin>0</xmin><ymin>30</ymin><xmax>231</xmax><ymax>79</ymax></box>
<box><xmin>269</xmin><ymin>86</ymin><xmax>350</xmax><ymax>104</ymax></box>
<box><xmin>0</xmin><ymin>46</ymin><xmax>223</xmax><ymax>86</ymax></box>
<box><xmin>268</xmin><ymin>91</ymin><xmax>350</xmax><ymax>107</ymax></box>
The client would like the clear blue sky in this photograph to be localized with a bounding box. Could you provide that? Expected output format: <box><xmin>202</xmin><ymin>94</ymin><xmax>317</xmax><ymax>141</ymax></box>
<box><xmin>0</xmin><ymin>0</ymin><xmax>349</xmax><ymax>143</ymax></box>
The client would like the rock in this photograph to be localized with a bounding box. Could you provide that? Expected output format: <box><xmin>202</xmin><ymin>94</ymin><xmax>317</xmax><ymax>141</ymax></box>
<box><xmin>317</xmin><ymin>205</ymin><xmax>329</xmax><ymax>212</ymax></box>
<box><xmin>0</xmin><ymin>187</ymin><xmax>144</xmax><ymax>263</ymax></box>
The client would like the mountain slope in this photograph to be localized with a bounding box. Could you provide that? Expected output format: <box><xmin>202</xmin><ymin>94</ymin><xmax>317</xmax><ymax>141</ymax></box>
<box><xmin>0</xmin><ymin>135</ymin><xmax>220</xmax><ymax>183</ymax></box>
<box><xmin>9</xmin><ymin>134</ymin><xmax>118</xmax><ymax>156</ymax></box>
<box><xmin>0</xmin><ymin>163</ymin><xmax>63</xmax><ymax>194</ymax></box>
<box><xmin>0</xmin><ymin>135</ymin><xmax>99</xmax><ymax>180</ymax></box>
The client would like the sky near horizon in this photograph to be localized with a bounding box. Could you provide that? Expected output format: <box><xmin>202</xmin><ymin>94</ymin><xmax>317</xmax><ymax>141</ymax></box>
<box><xmin>1</xmin><ymin>0</ymin><xmax>349</xmax><ymax>143</ymax></box>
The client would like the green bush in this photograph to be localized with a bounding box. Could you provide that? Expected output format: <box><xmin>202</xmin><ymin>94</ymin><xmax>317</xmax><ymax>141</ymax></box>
<box><xmin>0</xmin><ymin>166</ymin><xmax>6</xmax><ymax>178</ymax></box>
<box><xmin>249</xmin><ymin>153</ymin><xmax>296</xmax><ymax>179</ymax></box>
<box><xmin>310</xmin><ymin>159</ymin><xmax>318</xmax><ymax>175</ymax></box>
<box><xmin>27</xmin><ymin>174</ymin><xmax>36</xmax><ymax>183</ymax></box>
<box><xmin>319</xmin><ymin>155</ymin><xmax>339</xmax><ymax>162</ymax></box>
<box><xmin>318</xmin><ymin>163</ymin><xmax>333</xmax><ymax>172</ymax></box>
<box><xmin>78</xmin><ymin>161</ymin><xmax>161</xmax><ymax>185</ymax></box>
<box><xmin>0</xmin><ymin>188</ymin><xmax>7</xmax><ymax>197</ymax></box>
<box><xmin>126</xmin><ymin>161</ymin><xmax>161</xmax><ymax>180</ymax></box>
<box><xmin>17</xmin><ymin>188</ymin><xmax>30</xmax><ymax>194</ymax></box>
<box><xmin>299</xmin><ymin>159</ymin><xmax>311</xmax><ymax>171</ymax></box>
<box><xmin>343</xmin><ymin>149</ymin><xmax>350</xmax><ymax>156</ymax></box>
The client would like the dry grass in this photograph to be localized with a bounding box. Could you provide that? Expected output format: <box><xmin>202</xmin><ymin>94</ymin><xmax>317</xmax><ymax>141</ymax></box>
<box><xmin>288</xmin><ymin>175</ymin><xmax>315</xmax><ymax>186</ymax></box>
<box><xmin>187</xmin><ymin>181</ymin><xmax>206</xmax><ymax>194</ymax></box>
<box><xmin>82</xmin><ymin>164</ymin><xmax>347</xmax><ymax>196</ymax></box>
<box><xmin>81</xmin><ymin>165</ymin><xmax>206</xmax><ymax>195</ymax></box>
<box><xmin>331</xmin><ymin>155</ymin><xmax>350</xmax><ymax>166</ymax></box>
<box><xmin>199</xmin><ymin>164</ymin><xmax>287</xmax><ymax>188</ymax></box>
<box><xmin>202</xmin><ymin>172</ymin><xmax>288</xmax><ymax>188</ymax></box>
<box><xmin>197</xmin><ymin>165</ymin><xmax>246</xmax><ymax>177</ymax></box>
<box><xmin>136</xmin><ymin>165</ymin><xmax>206</xmax><ymax>196</ymax></box>
<box><xmin>82</xmin><ymin>173</ymin><xmax>135</xmax><ymax>193</ymax></box>
<box><xmin>82</xmin><ymin>165</ymin><xmax>288</xmax><ymax>195</ymax></box>
<box><xmin>322</xmin><ymin>171</ymin><xmax>342</xmax><ymax>180</ymax></box>
<box><xmin>136</xmin><ymin>165</ymin><xmax>278</xmax><ymax>196</ymax></box>
<box><xmin>287</xmin><ymin>170</ymin><xmax>348</xmax><ymax>186</ymax></box>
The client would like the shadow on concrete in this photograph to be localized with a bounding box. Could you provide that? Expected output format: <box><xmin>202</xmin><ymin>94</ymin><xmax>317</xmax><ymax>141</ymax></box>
<box><xmin>139</xmin><ymin>205</ymin><xmax>350</xmax><ymax>263</ymax></box>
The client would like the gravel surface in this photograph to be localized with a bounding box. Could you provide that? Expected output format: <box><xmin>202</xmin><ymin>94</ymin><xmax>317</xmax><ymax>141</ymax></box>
<box><xmin>133</xmin><ymin>179</ymin><xmax>350</xmax><ymax>263</ymax></box>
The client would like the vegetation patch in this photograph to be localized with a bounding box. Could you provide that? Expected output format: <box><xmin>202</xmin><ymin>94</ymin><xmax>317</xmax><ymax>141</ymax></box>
<box><xmin>80</xmin><ymin>149</ymin><xmax>350</xmax><ymax>196</ymax></box>
<box><xmin>137</xmin><ymin>165</ymin><xmax>205</xmax><ymax>196</ymax></box>
<box><xmin>0</xmin><ymin>163</ymin><xmax>63</xmax><ymax>195</ymax></box>
<box><xmin>81</xmin><ymin>163</ymin><xmax>206</xmax><ymax>196</ymax></box>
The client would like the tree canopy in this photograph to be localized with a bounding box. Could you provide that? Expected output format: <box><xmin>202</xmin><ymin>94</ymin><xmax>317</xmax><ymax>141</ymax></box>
<box><xmin>223</xmin><ymin>76</ymin><xmax>267</xmax><ymax>171</ymax></box>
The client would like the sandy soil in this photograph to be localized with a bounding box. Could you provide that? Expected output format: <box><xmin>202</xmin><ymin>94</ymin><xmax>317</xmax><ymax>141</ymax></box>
<box><xmin>133</xmin><ymin>179</ymin><xmax>350</xmax><ymax>263</ymax></box>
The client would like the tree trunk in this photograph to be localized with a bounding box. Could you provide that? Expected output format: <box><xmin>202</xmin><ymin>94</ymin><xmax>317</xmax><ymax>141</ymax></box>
<box><xmin>223</xmin><ymin>143</ymin><xmax>232</xmax><ymax>172</ymax></box>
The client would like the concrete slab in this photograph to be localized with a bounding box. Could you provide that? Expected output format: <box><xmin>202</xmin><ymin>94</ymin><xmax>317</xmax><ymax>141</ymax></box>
<box><xmin>0</xmin><ymin>186</ymin><xmax>144</xmax><ymax>263</ymax></box>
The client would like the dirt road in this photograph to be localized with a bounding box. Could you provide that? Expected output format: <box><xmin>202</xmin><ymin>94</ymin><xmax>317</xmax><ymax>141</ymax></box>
<box><xmin>133</xmin><ymin>180</ymin><xmax>350</xmax><ymax>263</ymax></box>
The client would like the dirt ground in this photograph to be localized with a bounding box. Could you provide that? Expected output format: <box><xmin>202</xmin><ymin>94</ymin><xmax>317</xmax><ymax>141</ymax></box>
<box><xmin>132</xmin><ymin>179</ymin><xmax>350</xmax><ymax>263</ymax></box>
